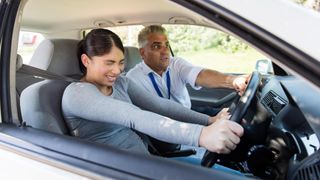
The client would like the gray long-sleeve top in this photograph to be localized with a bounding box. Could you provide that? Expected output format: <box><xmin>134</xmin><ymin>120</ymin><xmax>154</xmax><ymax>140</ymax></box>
<box><xmin>62</xmin><ymin>75</ymin><xmax>209</xmax><ymax>154</ymax></box>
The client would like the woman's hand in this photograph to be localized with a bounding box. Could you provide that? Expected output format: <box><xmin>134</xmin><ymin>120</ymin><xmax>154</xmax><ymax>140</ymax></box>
<box><xmin>199</xmin><ymin>119</ymin><xmax>244</xmax><ymax>154</ymax></box>
<box><xmin>208</xmin><ymin>108</ymin><xmax>230</xmax><ymax>125</ymax></box>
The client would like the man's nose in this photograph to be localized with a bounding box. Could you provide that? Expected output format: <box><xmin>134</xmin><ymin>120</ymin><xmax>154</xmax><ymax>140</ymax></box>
<box><xmin>160</xmin><ymin>45</ymin><xmax>170</xmax><ymax>54</ymax></box>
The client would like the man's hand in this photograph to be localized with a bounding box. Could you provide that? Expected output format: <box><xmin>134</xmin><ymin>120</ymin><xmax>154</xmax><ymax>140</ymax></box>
<box><xmin>199</xmin><ymin>119</ymin><xmax>244</xmax><ymax>154</ymax></box>
<box><xmin>232</xmin><ymin>74</ymin><xmax>250</xmax><ymax>96</ymax></box>
<box><xmin>208</xmin><ymin>108</ymin><xmax>230</xmax><ymax>125</ymax></box>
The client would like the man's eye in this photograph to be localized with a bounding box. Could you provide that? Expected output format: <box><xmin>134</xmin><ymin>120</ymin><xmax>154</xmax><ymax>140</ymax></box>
<box><xmin>152</xmin><ymin>44</ymin><xmax>161</xmax><ymax>50</ymax></box>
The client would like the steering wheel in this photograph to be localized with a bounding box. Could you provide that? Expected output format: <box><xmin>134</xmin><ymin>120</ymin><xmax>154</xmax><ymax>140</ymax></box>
<box><xmin>201</xmin><ymin>71</ymin><xmax>261</xmax><ymax>167</ymax></box>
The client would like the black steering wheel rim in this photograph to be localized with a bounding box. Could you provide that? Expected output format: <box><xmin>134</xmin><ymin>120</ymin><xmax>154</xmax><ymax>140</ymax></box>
<box><xmin>201</xmin><ymin>71</ymin><xmax>261</xmax><ymax>168</ymax></box>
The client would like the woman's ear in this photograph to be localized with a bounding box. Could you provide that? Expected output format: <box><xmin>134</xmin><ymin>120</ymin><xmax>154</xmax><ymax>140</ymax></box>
<box><xmin>81</xmin><ymin>54</ymin><xmax>90</xmax><ymax>67</ymax></box>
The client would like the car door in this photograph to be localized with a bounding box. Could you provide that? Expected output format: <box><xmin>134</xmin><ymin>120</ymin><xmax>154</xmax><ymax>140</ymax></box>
<box><xmin>0</xmin><ymin>0</ymin><xmax>21</xmax><ymax>124</ymax></box>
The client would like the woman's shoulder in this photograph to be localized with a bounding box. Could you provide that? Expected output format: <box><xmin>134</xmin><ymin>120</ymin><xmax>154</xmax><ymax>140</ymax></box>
<box><xmin>66</xmin><ymin>81</ymin><xmax>96</xmax><ymax>89</ymax></box>
<box><xmin>64</xmin><ymin>82</ymin><xmax>99</xmax><ymax>97</ymax></box>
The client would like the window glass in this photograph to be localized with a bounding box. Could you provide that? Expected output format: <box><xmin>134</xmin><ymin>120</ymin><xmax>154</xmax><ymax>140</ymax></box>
<box><xmin>86</xmin><ymin>24</ymin><xmax>267</xmax><ymax>73</ymax></box>
<box><xmin>290</xmin><ymin>0</ymin><xmax>320</xmax><ymax>12</ymax></box>
<box><xmin>163</xmin><ymin>24</ymin><xmax>267</xmax><ymax>73</ymax></box>
<box><xmin>17</xmin><ymin>31</ymin><xmax>44</xmax><ymax>64</ymax></box>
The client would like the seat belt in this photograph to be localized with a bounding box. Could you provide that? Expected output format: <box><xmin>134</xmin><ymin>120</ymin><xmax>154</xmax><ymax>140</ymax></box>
<box><xmin>18</xmin><ymin>64</ymin><xmax>78</xmax><ymax>82</ymax></box>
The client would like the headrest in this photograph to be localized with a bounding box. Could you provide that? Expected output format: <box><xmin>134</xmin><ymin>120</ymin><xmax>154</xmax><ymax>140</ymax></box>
<box><xmin>124</xmin><ymin>46</ymin><xmax>142</xmax><ymax>72</ymax></box>
<box><xmin>29</xmin><ymin>39</ymin><xmax>83</xmax><ymax>78</ymax></box>
<box><xmin>16</xmin><ymin>54</ymin><xmax>23</xmax><ymax>71</ymax></box>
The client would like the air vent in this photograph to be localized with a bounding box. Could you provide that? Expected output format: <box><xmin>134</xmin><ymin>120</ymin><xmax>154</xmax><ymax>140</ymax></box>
<box><xmin>295</xmin><ymin>162</ymin><xmax>320</xmax><ymax>180</ymax></box>
<box><xmin>261</xmin><ymin>91</ymin><xmax>287</xmax><ymax>115</ymax></box>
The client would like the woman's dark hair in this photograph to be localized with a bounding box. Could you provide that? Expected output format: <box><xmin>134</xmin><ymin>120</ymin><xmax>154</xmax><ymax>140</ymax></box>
<box><xmin>77</xmin><ymin>28</ymin><xmax>125</xmax><ymax>74</ymax></box>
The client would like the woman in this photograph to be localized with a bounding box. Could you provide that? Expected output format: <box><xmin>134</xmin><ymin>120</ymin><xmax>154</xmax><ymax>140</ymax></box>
<box><xmin>62</xmin><ymin>29</ymin><xmax>243</xmax><ymax>155</ymax></box>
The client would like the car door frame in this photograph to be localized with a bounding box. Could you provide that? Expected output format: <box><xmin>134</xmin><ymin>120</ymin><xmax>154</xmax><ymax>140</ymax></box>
<box><xmin>0</xmin><ymin>1</ymin><xmax>246</xmax><ymax>179</ymax></box>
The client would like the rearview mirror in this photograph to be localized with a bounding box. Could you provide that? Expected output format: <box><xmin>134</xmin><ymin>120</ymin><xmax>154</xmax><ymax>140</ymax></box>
<box><xmin>255</xmin><ymin>59</ymin><xmax>273</xmax><ymax>75</ymax></box>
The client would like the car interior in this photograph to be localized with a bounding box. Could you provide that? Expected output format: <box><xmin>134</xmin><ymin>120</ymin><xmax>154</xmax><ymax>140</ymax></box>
<box><xmin>17</xmin><ymin>38</ymin><xmax>196</xmax><ymax>157</ymax></box>
<box><xmin>1</xmin><ymin>0</ymin><xmax>320</xmax><ymax>179</ymax></box>
<box><xmin>15</xmin><ymin>34</ymin><xmax>320</xmax><ymax>180</ymax></box>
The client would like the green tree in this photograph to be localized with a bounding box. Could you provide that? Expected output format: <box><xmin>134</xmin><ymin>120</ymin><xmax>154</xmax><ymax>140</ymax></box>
<box><xmin>164</xmin><ymin>25</ymin><xmax>248</xmax><ymax>55</ymax></box>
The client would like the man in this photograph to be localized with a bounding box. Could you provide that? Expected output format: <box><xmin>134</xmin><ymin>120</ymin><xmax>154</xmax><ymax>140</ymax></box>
<box><xmin>127</xmin><ymin>25</ymin><xmax>249</xmax><ymax>109</ymax></box>
<box><xmin>126</xmin><ymin>25</ymin><xmax>249</xmax><ymax>155</ymax></box>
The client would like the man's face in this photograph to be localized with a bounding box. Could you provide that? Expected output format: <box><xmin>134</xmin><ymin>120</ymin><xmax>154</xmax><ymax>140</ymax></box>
<box><xmin>140</xmin><ymin>33</ymin><xmax>170</xmax><ymax>74</ymax></box>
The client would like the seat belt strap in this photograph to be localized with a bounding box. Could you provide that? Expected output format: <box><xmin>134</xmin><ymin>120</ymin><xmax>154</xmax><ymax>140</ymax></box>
<box><xmin>18</xmin><ymin>64</ymin><xmax>78</xmax><ymax>82</ymax></box>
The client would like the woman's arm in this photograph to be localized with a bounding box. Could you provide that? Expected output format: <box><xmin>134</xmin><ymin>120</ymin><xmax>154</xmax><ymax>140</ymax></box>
<box><xmin>62</xmin><ymin>82</ymin><xmax>203</xmax><ymax>147</ymax></box>
<box><xmin>127</xmin><ymin>78</ymin><xmax>210</xmax><ymax>125</ymax></box>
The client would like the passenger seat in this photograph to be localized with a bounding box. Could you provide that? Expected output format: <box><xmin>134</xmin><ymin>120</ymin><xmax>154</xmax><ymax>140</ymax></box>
<box><xmin>28</xmin><ymin>39</ymin><xmax>82</xmax><ymax>79</ymax></box>
<box><xmin>19</xmin><ymin>39</ymin><xmax>81</xmax><ymax>135</ymax></box>
<box><xmin>124</xmin><ymin>46</ymin><xmax>142</xmax><ymax>72</ymax></box>
<box><xmin>16</xmin><ymin>39</ymin><xmax>82</xmax><ymax>95</ymax></box>
<box><xmin>19</xmin><ymin>41</ymin><xmax>141</xmax><ymax>136</ymax></box>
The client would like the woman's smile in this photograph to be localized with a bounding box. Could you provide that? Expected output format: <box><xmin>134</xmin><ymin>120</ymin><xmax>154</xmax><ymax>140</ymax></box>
<box><xmin>106</xmin><ymin>75</ymin><xmax>117</xmax><ymax>82</ymax></box>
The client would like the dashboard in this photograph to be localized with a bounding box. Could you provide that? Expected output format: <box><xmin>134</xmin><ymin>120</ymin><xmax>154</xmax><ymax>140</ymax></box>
<box><xmin>260</xmin><ymin>75</ymin><xmax>320</xmax><ymax>156</ymax></box>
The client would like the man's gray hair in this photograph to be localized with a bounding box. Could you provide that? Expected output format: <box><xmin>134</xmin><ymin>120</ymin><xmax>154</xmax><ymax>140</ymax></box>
<box><xmin>138</xmin><ymin>25</ymin><xmax>167</xmax><ymax>48</ymax></box>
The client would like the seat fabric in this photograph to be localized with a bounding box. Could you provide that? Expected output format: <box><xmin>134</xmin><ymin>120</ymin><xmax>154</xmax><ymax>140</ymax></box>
<box><xmin>124</xmin><ymin>46</ymin><xmax>142</xmax><ymax>72</ymax></box>
<box><xmin>20</xmin><ymin>80</ymin><xmax>70</xmax><ymax>134</ymax></box>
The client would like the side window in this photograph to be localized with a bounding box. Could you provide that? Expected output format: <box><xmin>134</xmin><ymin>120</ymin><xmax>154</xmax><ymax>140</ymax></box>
<box><xmin>85</xmin><ymin>25</ymin><xmax>267</xmax><ymax>74</ymax></box>
<box><xmin>17</xmin><ymin>31</ymin><xmax>44</xmax><ymax>64</ymax></box>
<box><xmin>163</xmin><ymin>25</ymin><xmax>267</xmax><ymax>74</ymax></box>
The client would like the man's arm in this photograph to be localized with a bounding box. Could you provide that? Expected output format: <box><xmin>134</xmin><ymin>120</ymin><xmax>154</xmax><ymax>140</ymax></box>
<box><xmin>196</xmin><ymin>69</ymin><xmax>249</xmax><ymax>95</ymax></box>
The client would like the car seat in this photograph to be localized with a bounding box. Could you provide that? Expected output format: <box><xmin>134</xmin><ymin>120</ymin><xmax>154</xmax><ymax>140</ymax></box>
<box><xmin>19</xmin><ymin>40</ymin><xmax>142</xmax><ymax>135</ymax></box>
<box><xmin>124</xmin><ymin>46</ymin><xmax>142</xmax><ymax>72</ymax></box>
<box><xmin>19</xmin><ymin>39</ymin><xmax>81</xmax><ymax>134</ymax></box>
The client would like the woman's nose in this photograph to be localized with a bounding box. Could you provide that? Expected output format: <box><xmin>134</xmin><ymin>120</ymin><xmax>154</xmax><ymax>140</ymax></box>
<box><xmin>113</xmin><ymin>64</ymin><xmax>124</xmax><ymax>75</ymax></box>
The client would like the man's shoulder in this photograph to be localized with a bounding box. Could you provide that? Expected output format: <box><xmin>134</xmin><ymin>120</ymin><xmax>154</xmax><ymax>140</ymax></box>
<box><xmin>170</xmin><ymin>56</ymin><xmax>196</xmax><ymax>71</ymax></box>
<box><xmin>126</xmin><ymin>62</ymin><xmax>144</xmax><ymax>78</ymax></box>
<box><xmin>170</xmin><ymin>56</ymin><xmax>190</xmax><ymax>67</ymax></box>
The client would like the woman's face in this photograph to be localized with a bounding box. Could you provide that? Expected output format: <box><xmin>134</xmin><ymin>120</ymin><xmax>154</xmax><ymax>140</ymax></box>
<box><xmin>82</xmin><ymin>45</ymin><xmax>125</xmax><ymax>88</ymax></box>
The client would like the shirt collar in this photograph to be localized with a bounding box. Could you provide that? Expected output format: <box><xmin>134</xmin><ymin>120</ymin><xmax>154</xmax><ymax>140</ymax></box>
<box><xmin>141</xmin><ymin>60</ymin><xmax>171</xmax><ymax>78</ymax></box>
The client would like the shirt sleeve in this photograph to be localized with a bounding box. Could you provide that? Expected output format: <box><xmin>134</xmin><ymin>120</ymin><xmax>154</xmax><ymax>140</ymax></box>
<box><xmin>174</xmin><ymin>57</ymin><xmax>203</xmax><ymax>89</ymax></box>
<box><xmin>62</xmin><ymin>82</ymin><xmax>205</xmax><ymax>147</ymax></box>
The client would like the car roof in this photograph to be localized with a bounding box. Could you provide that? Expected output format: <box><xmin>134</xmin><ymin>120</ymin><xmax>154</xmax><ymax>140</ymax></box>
<box><xmin>21</xmin><ymin>0</ymin><xmax>209</xmax><ymax>33</ymax></box>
